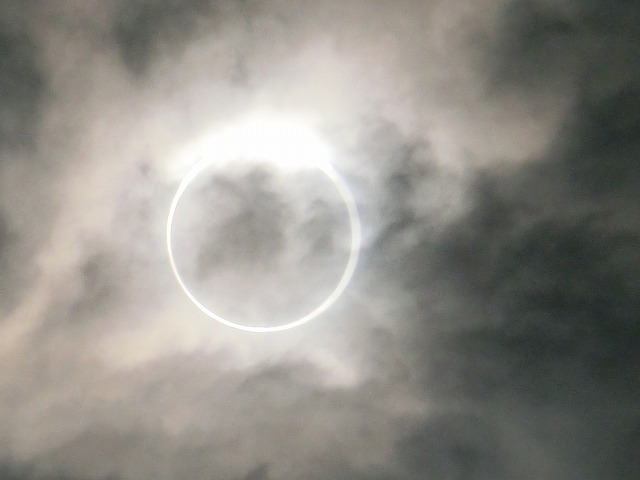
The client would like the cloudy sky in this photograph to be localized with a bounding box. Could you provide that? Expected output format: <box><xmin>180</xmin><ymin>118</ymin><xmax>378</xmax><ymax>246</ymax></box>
<box><xmin>1</xmin><ymin>0</ymin><xmax>639</xmax><ymax>478</ymax></box>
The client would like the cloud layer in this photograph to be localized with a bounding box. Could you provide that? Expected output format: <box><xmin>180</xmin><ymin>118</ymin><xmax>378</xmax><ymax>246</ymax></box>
<box><xmin>0</xmin><ymin>1</ymin><xmax>638</xmax><ymax>479</ymax></box>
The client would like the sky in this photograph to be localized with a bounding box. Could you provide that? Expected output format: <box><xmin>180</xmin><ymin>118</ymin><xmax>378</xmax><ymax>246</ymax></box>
<box><xmin>0</xmin><ymin>0</ymin><xmax>638</xmax><ymax>479</ymax></box>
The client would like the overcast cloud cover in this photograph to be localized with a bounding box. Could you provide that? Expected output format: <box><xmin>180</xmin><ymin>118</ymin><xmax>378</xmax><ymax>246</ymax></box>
<box><xmin>0</xmin><ymin>0</ymin><xmax>638</xmax><ymax>478</ymax></box>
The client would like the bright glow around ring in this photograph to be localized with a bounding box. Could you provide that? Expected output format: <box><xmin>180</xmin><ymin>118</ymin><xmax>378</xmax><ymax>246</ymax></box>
<box><xmin>167</xmin><ymin>115</ymin><xmax>361</xmax><ymax>332</ymax></box>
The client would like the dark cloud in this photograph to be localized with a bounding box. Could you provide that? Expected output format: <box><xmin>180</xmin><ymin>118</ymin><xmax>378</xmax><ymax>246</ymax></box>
<box><xmin>352</xmin><ymin>120</ymin><xmax>440</xmax><ymax>271</ymax></box>
<box><xmin>0</xmin><ymin>212</ymin><xmax>14</xmax><ymax>284</ymax></box>
<box><xmin>236</xmin><ymin>464</ymin><xmax>270</xmax><ymax>480</ymax></box>
<box><xmin>0</xmin><ymin>10</ymin><xmax>51</xmax><ymax>318</ymax></box>
<box><xmin>194</xmin><ymin>167</ymin><xmax>291</xmax><ymax>278</ymax></box>
<box><xmin>0</xmin><ymin>463</ymin><xmax>113</xmax><ymax>480</ymax></box>
<box><xmin>396</xmin><ymin>412</ymin><xmax>505</xmax><ymax>480</ymax></box>
<box><xmin>0</xmin><ymin>23</ymin><xmax>45</xmax><ymax>149</ymax></box>
<box><xmin>559</xmin><ymin>85</ymin><xmax>640</xmax><ymax>197</ymax></box>
<box><xmin>0</xmin><ymin>209</ymin><xmax>39</xmax><ymax>318</ymax></box>
<box><xmin>485</xmin><ymin>0</ymin><xmax>640</xmax><ymax>128</ymax></box>
<box><xmin>410</xmin><ymin>89</ymin><xmax>640</xmax><ymax>402</ymax></box>
<box><xmin>0</xmin><ymin>464</ymin><xmax>29</xmax><ymax>480</ymax></box>
<box><xmin>295</xmin><ymin>197</ymin><xmax>344</xmax><ymax>258</ymax></box>
<box><xmin>60</xmin><ymin>242</ymin><xmax>152</xmax><ymax>331</ymax></box>
<box><xmin>367</xmin><ymin>3</ymin><xmax>640</xmax><ymax>477</ymax></box>
<box><xmin>610</xmin><ymin>420</ymin><xmax>640</xmax><ymax>480</ymax></box>
<box><xmin>489</xmin><ymin>0</ymin><xmax>582</xmax><ymax>91</ymax></box>
<box><xmin>112</xmin><ymin>0</ymin><xmax>221</xmax><ymax>74</ymax></box>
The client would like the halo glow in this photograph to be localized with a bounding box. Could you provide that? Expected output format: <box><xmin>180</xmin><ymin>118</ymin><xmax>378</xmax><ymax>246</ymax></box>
<box><xmin>167</xmin><ymin>115</ymin><xmax>361</xmax><ymax>332</ymax></box>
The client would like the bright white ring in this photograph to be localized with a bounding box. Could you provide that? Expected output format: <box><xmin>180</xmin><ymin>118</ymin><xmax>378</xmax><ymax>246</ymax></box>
<box><xmin>166</xmin><ymin>120</ymin><xmax>361</xmax><ymax>333</ymax></box>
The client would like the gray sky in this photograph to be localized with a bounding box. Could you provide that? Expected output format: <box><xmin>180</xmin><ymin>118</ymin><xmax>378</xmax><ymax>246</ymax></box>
<box><xmin>0</xmin><ymin>1</ymin><xmax>638</xmax><ymax>479</ymax></box>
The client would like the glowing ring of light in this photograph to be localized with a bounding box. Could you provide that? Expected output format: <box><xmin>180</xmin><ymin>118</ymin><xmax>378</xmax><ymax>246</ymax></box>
<box><xmin>166</xmin><ymin>117</ymin><xmax>361</xmax><ymax>333</ymax></box>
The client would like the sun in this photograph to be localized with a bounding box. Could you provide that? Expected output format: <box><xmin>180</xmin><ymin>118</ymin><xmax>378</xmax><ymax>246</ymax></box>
<box><xmin>166</xmin><ymin>114</ymin><xmax>361</xmax><ymax>332</ymax></box>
